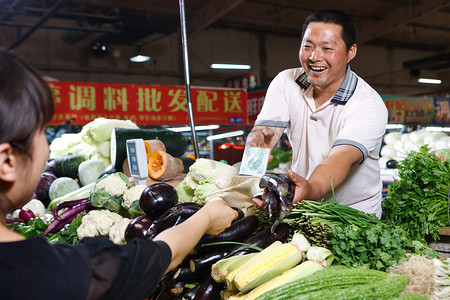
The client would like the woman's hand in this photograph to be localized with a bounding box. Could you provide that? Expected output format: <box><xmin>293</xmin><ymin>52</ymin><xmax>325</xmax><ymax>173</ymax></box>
<box><xmin>202</xmin><ymin>199</ymin><xmax>239</xmax><ymax>235</ymax></box>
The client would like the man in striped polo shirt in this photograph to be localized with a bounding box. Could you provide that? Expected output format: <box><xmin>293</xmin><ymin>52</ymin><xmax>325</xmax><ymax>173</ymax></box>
<box><xmin>248</xmin><ymin>8</ymin><xmax>388</xmax><ymax>218</ymax></box>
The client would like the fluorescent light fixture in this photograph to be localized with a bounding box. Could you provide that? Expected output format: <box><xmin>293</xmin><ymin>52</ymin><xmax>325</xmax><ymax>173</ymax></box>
<box><xmin>385</xmin><ymin>124</ymin><xmax>404</xmax><ymax>130</ymax></box>
<box><xmin>207</xmin><ymin>130</ymin><xmax>244</xmax><ymax>141</ymax></box>
<box><xmin>211</xmin><ymin>63</ymin><xmax>251</xmax><ymax>70</ymax></box>
<box><xmin>130</xmin><ymin>54</ymin><xmax>150</xmax><ymax>62</ymax></box>
<box><xmin>425</xmin><ymin>126</ymin><xmax>450</xmax><ymax>132</ymax></box>
<box><xmin>168</xmin><ymin>125</ymin><xmax>220</xmax><ymax>132</ymax></box>
<box><xmin>418</xmin><ymin>78</ymin><xmax>441</xmax><ymax>84</ymax></box>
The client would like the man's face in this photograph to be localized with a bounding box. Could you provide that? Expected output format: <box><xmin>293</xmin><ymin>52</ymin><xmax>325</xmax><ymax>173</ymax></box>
<box><xmin>299</xmin><ymin>22</ymin><xmax>356</xmax><ymax>91</ymax></box>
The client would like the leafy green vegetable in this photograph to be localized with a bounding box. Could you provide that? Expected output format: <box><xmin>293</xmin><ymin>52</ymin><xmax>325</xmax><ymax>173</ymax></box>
<box><xmin>267</xmin><ymin>147</ymin><xmax>292</xmax><ymax>170</ymax></box>
<box><xmin>329</xmin><ymin>223</ymin><xmax>436</xmax><ymax>270</ymax></box>
<box><xmin>382</xmin><ymin>145</ymin><xmax>450</xmax><ymax>241</ymax></box>
<box><xmin>90</xmin><ymin>172</ymin><xmax>130</xmax><ymax>213</ymax></box>
<box><xmin>7</xmin><ymin>217</ymin><xmax>50</xmax><ymax>238</ymax></box>
<box><xmin>176</xmin><ymin>158</ymin><xmax>238</xmax><ymax>204</ymax></box>
<box><xmin>46</xmin><ymin>213</ymin><xmax>84</xmax><ymax>245</ymax></box>
<box><xmin>281</xmin><ymin>200</ymin><xmax>437</xmax><ymax>272</ymax></box>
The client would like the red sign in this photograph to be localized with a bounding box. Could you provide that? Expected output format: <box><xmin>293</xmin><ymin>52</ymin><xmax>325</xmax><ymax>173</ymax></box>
<box><xmin>247</xmin><ymin>87</ymin><xmax>267</xmax><ymax>125</ymax></box>
<box><xmin>47</xmin><ymin>81</ymin><xmax>248</xmax><ymax>126</ymax></box>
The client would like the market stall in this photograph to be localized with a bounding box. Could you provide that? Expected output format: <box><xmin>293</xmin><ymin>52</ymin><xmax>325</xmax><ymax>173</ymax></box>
<box><xmin>5</xmin><ymin>112</ymin><xmax>450</xmax><ymax>299</ymax></box>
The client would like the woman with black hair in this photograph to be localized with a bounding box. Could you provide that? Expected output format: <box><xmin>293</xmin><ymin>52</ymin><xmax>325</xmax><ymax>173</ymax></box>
<box><xmin>0</xmin><ymin>49</ymin><xmax>238</xmax><ymax>300</ymax></box>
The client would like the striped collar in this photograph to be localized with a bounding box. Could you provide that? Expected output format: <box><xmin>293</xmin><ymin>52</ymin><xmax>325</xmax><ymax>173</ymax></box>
<box><xmin>294</xmin><ymin>65</ymin><xmax>358</xmax><ymax>105</ymax></box>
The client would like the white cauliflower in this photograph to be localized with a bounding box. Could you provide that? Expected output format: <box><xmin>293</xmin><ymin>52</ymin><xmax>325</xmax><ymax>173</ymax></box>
<box><xmin>108</xmin><ymin>217</ymin><xmax>131</xmax><ymax>244</ymax></box>
<box><xmin>122</xmin><ymin>185</ymin><xmax>147</xmax><ymax>209</ymax></box>
<box><xmin>77</xmin><ymin>210</ymin><xmax>123</xmax><ymax>239</ymax></box>
<box><xmin>95</xmin><ymin>173</ymin><xmax>128</xmax><ymax>196</ymax></box>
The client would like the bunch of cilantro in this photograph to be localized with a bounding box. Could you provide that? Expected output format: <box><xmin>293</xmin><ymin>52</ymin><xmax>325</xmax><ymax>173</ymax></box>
<box><xmin>382</xmin><ymin>145</ymin><xmax>450</xmax><ymax>242</ymax></box>
<box><xmin>329</xmin><ymin>223</ymin><xmax>437</xmax><ymax>271</ymax></box>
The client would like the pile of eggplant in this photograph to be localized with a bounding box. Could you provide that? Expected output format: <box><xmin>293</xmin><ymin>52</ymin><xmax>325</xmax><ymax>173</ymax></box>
<box><xmin>122</xmin><ymin>182</ymin><xmax>291</xmax><ymax>299</ymax></box>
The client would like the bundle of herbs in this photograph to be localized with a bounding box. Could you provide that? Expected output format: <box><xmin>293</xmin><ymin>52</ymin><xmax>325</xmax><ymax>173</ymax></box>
<box><xmin>382</xmin><ymin>145</ymin><xmax>450</xmax><ymax>242</ymax></box>
<box><xmin>281</xmin><ymin>200</ymin><xmax>437</xmax><ymax>271</ymax></box>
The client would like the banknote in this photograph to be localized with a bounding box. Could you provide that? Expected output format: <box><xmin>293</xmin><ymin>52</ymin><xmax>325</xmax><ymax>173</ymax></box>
<box><xmin>239</xmin><ymin>146</ymin><xmax>271</xmax><ymax>176</ymax></box>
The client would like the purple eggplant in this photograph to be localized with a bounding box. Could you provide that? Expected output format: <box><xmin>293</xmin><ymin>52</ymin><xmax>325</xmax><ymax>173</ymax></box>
<box><xmin>259</xmin><ymin>173</ymin><xmax>295</xmax><ymax>233</ymax></box>
<box><xmin>139</xmin><ymin>183</ymin><xmax>179</xmax><ymax>219</ymax></box>
<box><xmin>195</xmin><ymin>215</ymin><xmax>259</xmax><ymax>253</ymax></box>
<box><xmin>190</xmin><ymin>222</ymin><xmax>289</xmax><ymax>276</ymax></box>
<box><xmin>231</xmin><ymin>207</ymin><xmax>245</xmax><ymax>220</ymax></box>
<box><xmin>53</xmin><ymin>198</ymin><xmax>90</xmax><ymax>220</ymax></box>
<box><xmin>264</xmin><ymin>189</ymin><xmax>280</xmax><ymax>218</ymax></box>
<box><xmin>231</xmin><ymin>222</ymin><xmax>290</xmax><ymax>256</ymax></box>
<box><xmin>173</xmin><ymin>266</ymin><xmax>205</xmax><ymax>283</ymax></box>
<box><xmin>147</xmin><ymin>203</ymin><xmax>202</xmax><ymax>239</ymax></box>
<box><xmin>189</xmin><ymin>276</ymin><xmax>224</xmax><ymax>300</ymax></box>
<box><xmin>168</xmin><ymin>281</ymin><xmax>186</xmax><ymax>297</ymax></box>
<box><xmin>124</xmin><ymin>215</ymin><xmax>154</xmax><ymax>241</ymax></box>
<box><xmin>189</xmin><ymin>246</ymin><xmax>236</xmax><ymax>276</ymax></box>
<box><xmin>43</xmin><ymin>201</ymin><xmax>93</xmax><ymax>235</ymax></box>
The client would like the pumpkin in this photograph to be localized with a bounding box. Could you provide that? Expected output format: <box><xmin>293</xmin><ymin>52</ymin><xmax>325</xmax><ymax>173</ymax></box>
<box><xmin>144</xmin><ymin>139</ymin><xmax>166</xmax><ymax>161</ymax></box>
<box><xmin>148</xmin><ymin>150</ymin><xmax>183</xmax><ymax>180</ymax></box>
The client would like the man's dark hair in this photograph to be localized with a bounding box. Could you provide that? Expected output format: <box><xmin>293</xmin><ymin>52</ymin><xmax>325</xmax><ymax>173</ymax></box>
<box><xmin>301</xmin><ymin>8</ymin><xmax>357</xmax><ymax>51</ymax></box>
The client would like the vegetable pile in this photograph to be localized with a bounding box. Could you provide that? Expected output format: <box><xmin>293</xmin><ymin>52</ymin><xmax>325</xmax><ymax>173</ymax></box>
<box><xmin>382</xmin><ymin>145</ymin><xmax>450</xmax><ymax>242</ymax></box>
<box><xmin>280</xmin><ymin>200</ymin><xmax>437</xmax><ymax>271</ymax></box>
<box><xmin>380</xmin><ymin>130</ymin><xmax>450</xmax><ymax>168</ymax></box>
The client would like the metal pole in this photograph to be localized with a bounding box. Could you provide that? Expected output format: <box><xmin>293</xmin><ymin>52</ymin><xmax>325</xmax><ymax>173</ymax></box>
<box><xmin>178</xmin><ymin>0</ymin><xmax>200</xmax><ymax>158</ymax></box>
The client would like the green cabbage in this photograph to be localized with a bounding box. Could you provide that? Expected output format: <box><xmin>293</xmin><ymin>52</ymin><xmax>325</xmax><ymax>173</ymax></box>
<box><xmin>176</xmin><ymin>158</ymin><xmax>238</xmax><ymax>204</ymax></box>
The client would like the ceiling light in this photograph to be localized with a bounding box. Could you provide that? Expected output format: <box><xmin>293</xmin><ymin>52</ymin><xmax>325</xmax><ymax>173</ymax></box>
<box><xmin>207</xmin><ymin>130</ymin><xmax>244</xmax><ymax>141</ymax></box>
<box><xmin>130</xmin><ymin>47</ymin><xmax>150</xmax><ymax>62</ymax></box>
<box><xmin>211</xmin><ymin>64</ymin><xmax>251</xmax><ymax>70</ymax></box>
<box><xmin>168</xmin><ymin>125</ymin><xmax>220</xmax><ymax>132</ymax></box>
<box><xmin>418</xmin><ymin>78</ymin><xmax>442</xmax><ymax>85</ymax></box>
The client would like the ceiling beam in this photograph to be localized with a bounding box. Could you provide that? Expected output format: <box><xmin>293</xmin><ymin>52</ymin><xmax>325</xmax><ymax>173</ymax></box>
<box><xmin>358</xmin><ymin>0</ymin><xmax>450</xmax><ymax>45</ymax></box>
<box><xmin>8</xmin><ymin>0</ymin><xmax>68</xmax><ymax>50</ymax></box>
<box><xmin>187</xmin><ymin>0</ymin><xmax>246</xmax><ymax>37</ymax></box>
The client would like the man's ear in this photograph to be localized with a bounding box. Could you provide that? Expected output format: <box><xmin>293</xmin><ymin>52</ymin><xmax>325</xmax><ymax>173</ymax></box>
<box><xmin>347</xmin><ymin>44</ymin><xmax>357</xmax><ymax>63</ymax></box>
<box><xmin>0</xmin><ymin>143</ymin><xmax>17</xmax><ymax>183</ymax></box>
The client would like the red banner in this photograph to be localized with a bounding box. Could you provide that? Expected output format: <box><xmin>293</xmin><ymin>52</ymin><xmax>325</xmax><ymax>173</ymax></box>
<box><xmin>47</xmin><ymin>81</ymin><xmax>248</xmax><ymax>126</ymax></box>
<box><xmin>247</xmin><ymin>86</ymin><xmax>268</xmax><ymax>126</ymax></box>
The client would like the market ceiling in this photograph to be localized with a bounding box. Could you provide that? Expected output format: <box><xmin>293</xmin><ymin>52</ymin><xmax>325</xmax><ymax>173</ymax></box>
<box><xmin>0</xmin><ymin>0</ymin><xmax>449</xmax><ymax>95</ymax></box>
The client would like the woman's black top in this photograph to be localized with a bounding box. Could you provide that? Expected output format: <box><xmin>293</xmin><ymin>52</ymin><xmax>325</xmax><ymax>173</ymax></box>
<box><xmin>0</xmin><ymin>236</ymin><xmax>171</xmax><ymax>300</ymax></box>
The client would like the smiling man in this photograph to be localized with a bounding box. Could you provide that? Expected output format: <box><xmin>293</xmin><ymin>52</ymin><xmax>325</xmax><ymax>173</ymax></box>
<box><xmin>246</xmin><ymin>8</ymin><xmax>388</xmax><ymax>218</ymax></box>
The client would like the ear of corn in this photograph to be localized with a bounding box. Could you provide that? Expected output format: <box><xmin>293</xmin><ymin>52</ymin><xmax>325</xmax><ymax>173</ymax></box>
<box><xmin>233</xmin><ymin>242</ymin><xmax>304</xmax><ymax>292</ymax></box>
<box><xmin>225</xmin><ymin>241</ymin><xmax>283</xmax><ymax>291</ymax></box>
<box><xmin>211</xmin><ymin>253</ymin><xmax>258</xmax><ymax>283</ymax></box>
<box><xmin>243</xmin><ymin>260</ymin><xmax>325</xmax><ymax>300</ymax></box>
<box><xmin>221</xmin><ymin>289</ymin><xmax>247</xmax><ymax>300</ymax></box>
